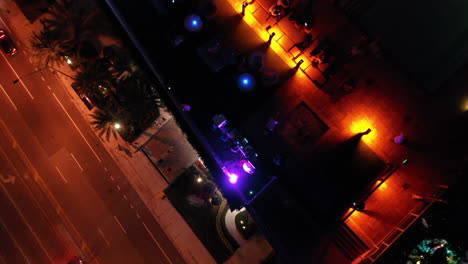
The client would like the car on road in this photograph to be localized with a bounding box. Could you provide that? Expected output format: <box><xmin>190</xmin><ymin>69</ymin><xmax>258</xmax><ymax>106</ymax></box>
<box><xmin>67</xmin><ymin>256</ymin><xmax>85</xmax><ymax>264</ymax></box>
<box><xmin>0</xmin><ymin>28</ymin><xmax>18</xmax><ymax>56</ymax></box>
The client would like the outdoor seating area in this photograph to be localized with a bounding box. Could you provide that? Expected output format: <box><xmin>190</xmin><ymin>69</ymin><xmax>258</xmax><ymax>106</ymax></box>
<box><xmin>210</xmin><ymin>114</ymin><xmax>262</xmax><ymax>188</ymax></box>
<box><xmin>227</xmin><ymin>0</ymin><xmax>383</xmax><ymax>97</ymax></box>
<box><xmin>113</xmin><ymin>0</ymin><xmax>468</xmax><ymax>262</ymax></box>
<box><xmin>198</xmin><ymin>36</ymin><xmax>238</xmax><ymax>72</ymax></box>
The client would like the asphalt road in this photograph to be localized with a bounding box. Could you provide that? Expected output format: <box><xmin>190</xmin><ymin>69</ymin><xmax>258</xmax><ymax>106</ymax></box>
<box><xmin>0</xmin><ymin>21</ymin><xmax>185</xmax><ymax>264</ymax></box>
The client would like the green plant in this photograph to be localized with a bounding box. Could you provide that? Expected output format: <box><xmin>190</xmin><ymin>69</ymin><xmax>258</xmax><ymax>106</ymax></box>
<box><xmin>234</xmin><ymin>210</ymin><xmax>257</xmax><ymax>239</ymax></box>
<box><xmin>90</xmin><ymin>107</ymin><xmax>125</xmax><ymax>141</ymax></box>
<box><xmin>31</xmin><ymin>30</ymin><xmax>70</xmax><ymax>67</ymax></box>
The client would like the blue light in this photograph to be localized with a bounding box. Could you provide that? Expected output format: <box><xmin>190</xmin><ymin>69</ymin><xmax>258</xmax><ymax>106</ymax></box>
<box><xmin>184</xmin><ymin>14</ymin><xmax>203</xmax><ymax>32</ymax></box>
<box><xmin>238</xmin><ymin>73</ymin><xmax>255</xmax><ymax>92</ymax></box>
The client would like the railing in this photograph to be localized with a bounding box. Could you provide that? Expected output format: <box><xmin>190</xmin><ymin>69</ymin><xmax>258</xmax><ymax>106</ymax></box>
<box><xmin>354</xmin><ymin>185</ymin><xmax>448</xmax><ymax>263</ymax></box>
<box><xmin>341</xmin><ymin>162</ymin><xmax>396</xmax><ymax>221</ymax></box>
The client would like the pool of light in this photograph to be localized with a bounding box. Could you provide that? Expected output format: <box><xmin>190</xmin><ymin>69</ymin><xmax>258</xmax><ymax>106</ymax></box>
<box><xmin>184</xmin><ymin>14</ymin><xmax>203</xmax><ymax>32</ymax></box>
<box><xmin>238</xmin><ymin>73</ymin><xmax>256</xmax><ymax>91</ymax></box>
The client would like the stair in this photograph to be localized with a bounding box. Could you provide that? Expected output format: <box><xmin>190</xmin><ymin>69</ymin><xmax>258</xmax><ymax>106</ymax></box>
<box><xmin>334</xmin><ymin>224</ymin><xmax>370</xmax><ymax>261</ymax></box>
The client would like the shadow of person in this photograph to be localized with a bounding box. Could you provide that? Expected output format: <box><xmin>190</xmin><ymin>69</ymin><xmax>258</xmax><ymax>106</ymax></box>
<box><xmin>360</xmin><ymin>209</ymin><xmax>387</xmax><ymax>222</ymax></box>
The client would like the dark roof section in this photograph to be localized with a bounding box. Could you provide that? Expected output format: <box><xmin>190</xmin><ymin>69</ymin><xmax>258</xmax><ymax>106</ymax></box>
<box><xmin>360</xmin><ymin>0</ymin><xmax>468</xmax><ymax>92</ymax></box>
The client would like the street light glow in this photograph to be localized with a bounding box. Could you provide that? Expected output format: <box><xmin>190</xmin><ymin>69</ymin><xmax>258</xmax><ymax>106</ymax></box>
<box><xmin>114</xmin><ymin>123</ymin><xmax>121</xmax><ymax>129</ymax></box>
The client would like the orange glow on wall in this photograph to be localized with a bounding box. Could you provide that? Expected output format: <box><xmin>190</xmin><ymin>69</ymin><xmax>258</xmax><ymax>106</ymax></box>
<box><xmin>227</xmin><ymin>0</ymin><xmax>304</xmax><ymax>71</ymax></box>
<box><xmin>350</xmin><ymin>118</ymin><xmax>377</xmax><ymax>143</ymax></box>
<box><xmin>374</xmin><ymin>179</ymin><xmax>388</xmax><ymax>191</ymax></box>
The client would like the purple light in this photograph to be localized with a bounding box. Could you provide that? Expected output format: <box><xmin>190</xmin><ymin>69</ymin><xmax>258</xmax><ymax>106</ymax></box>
<box><xmin>241</xmin><ymin>160</ymin><xmax>255</xmax><ymax>174</ymax></box>
<box><xmin>184</xmin><ymin>14</ymin><xmax>203</xmax><ymax>32</ymax></box>
<box><xmin>228</xmin><ymin>173</ymin><xmax>239</xmax><ymax>184</ymax></box>
<box><xmin>218</xmin><ymin>120</ymin><xmax>227</xmax><ymax>128</ymax></box>
<box><xmin>222</xmin><ymin>166</ymin><xmax>239</xmax><ymax>185</ymax></box>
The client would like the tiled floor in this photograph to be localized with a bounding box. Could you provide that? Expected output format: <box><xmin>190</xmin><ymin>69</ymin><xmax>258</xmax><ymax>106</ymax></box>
<box><xmin>214</xmin><ymin>0</ymin><xmax>464</xmax><ymax>262</ymax></box>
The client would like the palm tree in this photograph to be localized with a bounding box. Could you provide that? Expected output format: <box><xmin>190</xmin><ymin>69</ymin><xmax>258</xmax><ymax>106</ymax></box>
<box><xmin>90</xmin><ymin>107</ymin><xmax>124</xmax><ymax>141</ymax></box>
<box><xmin>71</xmin><ymin>61</ymin><xmax>115</xmax><ymax>101</ymax></box>
<box><xmin>40</xmin><ymin>2</ymin><xmax>100</xmax><ymax>51</ymax></box>
<box><xmin>117</xmin><ymin>75</ymin><xmax>162</xmax><ymax>129</ymax></box>
<box><xmin>37</xmin><ymin>1</ymin><xmax>115</xmax><ymax>65</ymax></box>
<box><xmin>30</xmin><ymin>30</ymin><xmax>70</xmax><ymax>67</ymax></box>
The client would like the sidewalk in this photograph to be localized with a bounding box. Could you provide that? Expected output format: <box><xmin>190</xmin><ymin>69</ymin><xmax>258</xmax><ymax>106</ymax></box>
<box><xmin>0</xmin><ymin>1</ymin><xmax>215</xmax><ymax>263</ymax></box>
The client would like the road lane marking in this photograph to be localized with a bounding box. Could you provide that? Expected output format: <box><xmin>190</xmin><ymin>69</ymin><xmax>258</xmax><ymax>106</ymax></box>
<box><xmin>110</xmin><ymin>175</ymin><xmax>114</xmax><ymax>181</ymax></box>
<box><xmin>41</xmin><ymin>76</ymin><xmax>46</xmax><ymax>82</ymax></box>
<box><xmin>116</xmin><ymin>185</ymin><xmax>121</xmax><ymax>191</ymax></box>
<box><xmin>55</xmin><ymin>166</ymin><xmax>68</xmax><ymax>183</ymax></box>
<box><xmin>123</xmin><ymin>194</ymin><xmax>128</xmax><ymax>200</ymax></box>
<box><xmin>0</xmin><ymin>174</ymin><xmax>15</xmax><ymax>184</ymax></box>
<box><xmin>0</xmin><ymin>52</ymin><xmax>34</xmax><ymax>99</ymax></box>
<box><xmin>52</xmin><ymin>93</ymin><xmax>102</xmax><ymax>162</ymax></box>
<box><xmin>104</xmin><ymin>167</ymin><xmax>108</xmax><ymax>172</ymax></box>
<box><xmin>130</xmin><ymin>204</ymin><xmax>134</xmax><ymax>209</ymax></box>
<box><xmin>70</xmin><ymin>152</ymin><xmax>83</xmax><ymax>171</ymax></box>
<box><xmin>97</xmin><ymin>228</ymin><xmax>111</xmax><ymax>246</ymax></box>
<box><xmin>0</xmin><ymin>254</ymin><xmax>7</xmax><ymax>264</ymax></box>
<box><xmin>22</xmin><ymin>50</ymin><xmax>27</xmax><ymax>55</ymax></box>
<box><xmin>0</xmin><ymin>118</ymin><xmax>102</xmax><ymax>264</ymax></box>
<box><xmin>143</xmin><ymin>222</ymin><xmax>173</xmax><ymax>264</ymax></box>
<box><xmin>0</xmin><ymin>183</ymin><xmax>55</xmax><ymax>263</ymax></box>
<box><xmin>113</xmin><ymin>216</ymin><xmax>127</xmax><ymax>235</ymax></box>
<box><xmin>0</xmin><ymin>84</ymin><xmax>18</xmax><ymax>111</ymax></box>
<box><xmin>47</xmin><ymin>85</ymin><xmax>52</xmax><ymax>90</ymax></box>
<box><xmin>0</xmin><ymin>16</ymin><xmax>13</xmax><ymax>33</ymax></box>
<box><xmin>0</xmin><ymin>216</ymin><xmax>33</xmax><ymax>264</ymax></box>
<box><xmin>136</xmin><ymin>213</ymin><xmax>140</xmax><ymax>219</ymax></box>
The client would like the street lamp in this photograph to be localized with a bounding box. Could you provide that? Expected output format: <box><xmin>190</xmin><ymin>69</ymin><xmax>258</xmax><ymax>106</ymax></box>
<box><xmin>114</xmin><ymin>123</ymin><xmax>122</xmax><ymax>130</ymax></box>
<box><xmin>267</xmin><ymin>32</ymin><xmax>276</xmax><ymax>44</ymax></box>
<box><xmin>12</xmin><ymin>66</ymin><xmax>75</xmax><ymax>84</ymax></box>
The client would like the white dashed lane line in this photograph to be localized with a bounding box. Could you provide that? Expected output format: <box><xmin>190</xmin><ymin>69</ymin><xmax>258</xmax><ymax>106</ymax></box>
<box><xmin>55</xmin><ymin>166</ymin><xmax>68</xmax><ymax>183</ymax></box>
<box><xmin>0</xmin><ymin>52</ymin><xmax>34</xmax><ymax>99</ymax></box>
<box><xmin>113</xmin><ymin>216</ymin><xmax>127</xmax><ymax>235</ymax></box>
<box><xmin>0</xmin><ymin>84</ymin><xmax>18</xmax><ymax>111</ymax></box>
<box><xmin>97</xmin><ymin>228</ymin><xmax>111</xmax><ymax>246</ymax></box>
<box><xmin>143</xmin><ymin>222</ymin><xmax>173</xmax><ymax>264</ymax></box>
<box><xmin>52</xmin><ymin>92</ymin><xmax>102</xmax><ymax>162</ymax></box>
<box><xmin>70</xmin><ymin>152</ymin><xmax>83</xmax><ymax>171</ymax></box>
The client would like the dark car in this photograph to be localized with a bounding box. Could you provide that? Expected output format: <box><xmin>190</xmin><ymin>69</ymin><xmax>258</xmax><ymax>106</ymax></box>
<box><xmin>0</xmin><ymin>28</ymin><xmax>17</xmax><ymax>56</ymax></box>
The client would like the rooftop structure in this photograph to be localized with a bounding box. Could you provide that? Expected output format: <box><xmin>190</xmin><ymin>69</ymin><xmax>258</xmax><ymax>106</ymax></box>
<box><xmin>103</xmin><ymin>0</ymin><xmax>468</xmax><ymax>262</ymax></box>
